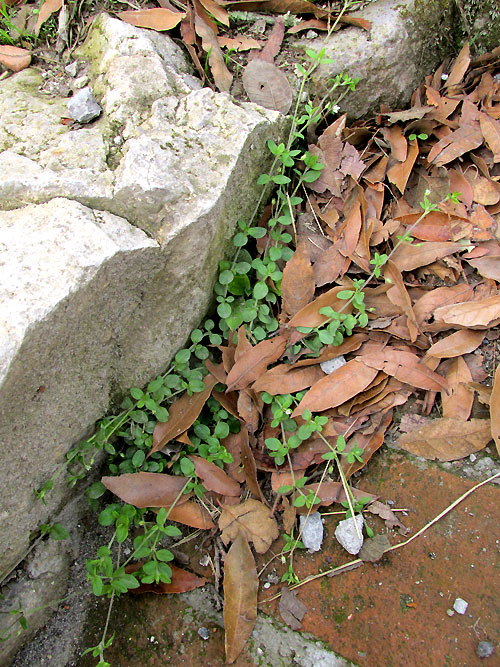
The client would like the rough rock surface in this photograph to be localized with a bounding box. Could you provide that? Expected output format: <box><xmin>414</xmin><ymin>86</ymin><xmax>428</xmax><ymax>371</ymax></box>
<box><xmin>292</xmin><ymin>0</ymin><xmax>438</xmax><ymax>120</ymax></box>
<box><xmin>0</xmin><ymin>12</ymin><xmax>286</xmax><ymax>597</ymax></box>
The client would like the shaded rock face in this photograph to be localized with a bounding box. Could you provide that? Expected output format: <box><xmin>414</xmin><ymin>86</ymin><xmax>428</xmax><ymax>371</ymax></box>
<box><xmin>0</xmin><ymin>13</ymin><xmax>287</xmax><ymax>590</ymax></box>
<box><xmin>292</xmin><ymin>0</ymin><xmax>439</xmax><ymax>120</ymax></box>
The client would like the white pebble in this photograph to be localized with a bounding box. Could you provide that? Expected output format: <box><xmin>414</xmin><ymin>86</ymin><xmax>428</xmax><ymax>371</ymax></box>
<box><xmin>453</xmin><ymin>598</ymin><xmax>468</xmax><ymax>615</ymax></box>
<box><xmin>320</xmin><ymin>355</ymin><xmax>346</xmax><ymax>375</ymax></box>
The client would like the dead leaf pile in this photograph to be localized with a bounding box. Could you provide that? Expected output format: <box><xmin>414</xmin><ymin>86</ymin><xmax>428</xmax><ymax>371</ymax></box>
<box><xmin>96</xmin><ymin>44</ymin><xmax>500</xmax><ymax>663</ymax></box>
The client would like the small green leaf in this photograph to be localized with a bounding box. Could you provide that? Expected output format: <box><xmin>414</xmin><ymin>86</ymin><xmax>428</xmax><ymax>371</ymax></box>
<box><xmin>219</xmin><ymin>270</ymin><xmax>234</xmax><ymax>285</ymax></box>
<box><xmin>48</xmin><ymin>523</ymin><xmax>69</xmax><ymax>540</ymax></box>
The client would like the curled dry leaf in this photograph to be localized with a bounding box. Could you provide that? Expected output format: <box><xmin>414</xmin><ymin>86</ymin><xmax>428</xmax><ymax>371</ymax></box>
<box><xmin>0</xmin><ymin>45</ymin><xmax>31</xmax><ymax>72</ymax></box>
<box><xmin>117</xmin><ymin>7</ymin><xmax>186</xmax><ymax>31</ymax></box>
<box><xmin>151</xmin><ymin>375</ymin><xmax>217</xmax><ymax>455</ymax></box>
<box><xmin>219</xmin><ymin>499</ymin><xmax>279</xmax><ymax>553</ymax></box>
<box><xmin>102</xmin><ymin>472</ymin><xmax>190</xmax><ymax>508</ymax></box>
<box><xmin>396</xmin><ymin>418</ymin><xmax>491</xmax><ymax>461</ymax></box>
<box><xmin>195</xmin><ymin>14</ymin><xmax>233</xmax><ymax>92</ymax></box>
<box><xmin>189</xmin><ymin>455</ymin><xmax>240</xmax><ymax>497</ymax></box>
<box><xmin>226</xmin><ymin>335</ymin><xmax>288</xmax><ymax>392</ymax></box>
<box><xmin>224</xmin><ymin>533</ymin><xmax>258</xmax><ymax>664</ymax></box>
<box><xmin>242</xmin><ymin>59</ymin><xmax>292</xmax><ymax>115</ymax></box>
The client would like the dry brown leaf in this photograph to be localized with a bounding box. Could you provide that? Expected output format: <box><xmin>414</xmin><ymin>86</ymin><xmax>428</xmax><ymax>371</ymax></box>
<box><xmin>102</xmin><ymin>472</ymin><xmax>190</xmax><ymax>508</ymax></box>
<box><xmin>242</xmin><ymin>59</ymin><xmax>292</xmax><ymax>114</ymax></box>
<box><xmin>288</xmin><ymin>286</ymin><xmax>352</xmax><ymax>329</ymax></box>
<box><xmin>281</xmin><ymin>496</ymin><xmax>296</xmax><ymax>533</ymax></box>
<box><xmin>445</xmin><ymin>42</ymin><xmax>470</xmax><ymax>88</ymax></box>
<box><xmin>342</xmin><ymin>410</ymin><xmax>392</xmax><ymax>478</ymax></box>
<box><xmin>252</xmin><ymin>363</ymin><xmax>324</xmax><ymax>395</ymax></box>
<box><xmin>292</xmin><ymin>360</ymin><xmax>379</xmax><ymax>416</ymax></box>
<box><xmin>237</xmin><ymin>387</ymin><xmax>260</xmax><ymax>433</ymax></box>
<box><xmin>391</xmin><ymin>241</ymin><xmax>463</xmax><ymax>272</ymax></box>
<box><xmin>117</xmin><ymin>7</ymin><xmax>186</xmax><ymax>31</ymax></box>
<box><xmin>383</xmin><ymin>124</ymin><xmax>407</xmax><ymax>162</ymax></box>
<box><xmin>224</xmin><ymin>533</ymin><xmax>258</xmax><ymax>664</ymax></box>
<box><xmin>433</xmin><ymin>295</ymin><xmax>500</xmax><ymax>329</ymax></box>
<box><xmin>466</xmin><ymin>254</ymin><xmax>500</xmax><ymax>281</ymax></box>
<box><xmin>395</xmin><ymin>418</ymin><xmax>491</xmax><ymax>461</ymax></box>
<box><xmin>287</xmin><ymin>18</ymin><xmax>328</xmax><ymax>33</ymax></box>
<box><xmin>384</xmin><ymin>259</ymin><xmax>418</xmax><ymax>341</ymax></box>
<box><xmin>225</xmin><ymin>0</ymin><xmax>328</xmax><ymax>18</ymax></box>
<box><xmin>365</xmin><ymin>501</ymin><xmax>408</xmax><ymax>534</ymax></box>
<box><xmin>162</xmin><ymin>500</ymin><xmax>215</xmax><ymax>529</ymax></box>
<box><xmin>427</xmin><ymin>124</ymin><xmax>483</xmax><ymax>167</ymax></box>
<box><xmin>413</xmin><ymin>283</ymin><xmax>474</xmax><ymax>327</ymax></box>
<box><xmin>151</xmin><ymin>375</ymin><xmax>217</xmax><ymax>455</ymax></box>
<box><xmin>195</xmin><ymin>14</ymin><xmax>233</xmax><ymax>91</ymax></box>
<box><xmin>463</xmin><ymin>170</ymin><xmax>500</xmax><ymax>206</ymax></box>
<box><xmin>253</xmin><ymin>16</ymin><xmax>284</xmax><ymax>63</ymax></box>
<box><xmin>199</xmin><ymin>0</ymin><xmax>229</xmax><ymax>25</ymax></box>
<box><xmin>384</xmin><ymin>107</ymin><xmax>434</xmax><ymax>124</ymax></box>
<box><xmin>127</xmin><ymin>563</ymin><xmax>207</xmax><ymax>594</ymax></box>
<box><xmin>279</xmin><ymin>588</ymin><xmax>307</xmax><ymax>630</ymax></box>
<box><xmin>387</xmin><ymin>138</ymin><xmax>418</xmax><ymax>194</ymax></box>
<box><xmin>281</xmin><ymin>240</ymin><xmax>315</xmax><ymax>317</ymax></box>
<box><xmin>219</xmin><ymin>499</ymin><xmax>279</xmax><ymax>553</ymax></box>
<box><xmin>441</xmin><ymin>357</ymin><xmax>473</xmax><ymax>421</ymax></box>
<box><xmin>217</xmin><ymin>36</ymin><xmax>261</xmax><ymax>51</ymax></box>
<box><xmin>479</xmin><ymin>112</ymin><xmax>500</xmax><ymax>162</ymax></box>
<box><xmin>491</xmin><ymin>365</ymin><xmax>500</xmax><ymax>456</ymax></box>
<box><xmin>426</xmin><ymin>329</ymin><xmax>485</xmax><ymax>358</ymax></box>
<box><xmin>359</xmin><ymin>348</ymin><xmax>449</xmax><ymax>392</ymax></box>
<box><xmin>35</xmin><ymin>0</ymin><xmax>63</xmax><ymax>34</ymax></box>
<box><xmin>189</xmin><ymin>455</ymin><xmax>240</xmax><ymax>497</ymax></box>
<box><xmin>226</xmin><ymin>335</ymin><xmax>287</xmax><ymax>392</ymax></box>
<box><xmin>0</xmin><ymin>45</ymin><xmax>31</xmax><ymax>72</ymax></box>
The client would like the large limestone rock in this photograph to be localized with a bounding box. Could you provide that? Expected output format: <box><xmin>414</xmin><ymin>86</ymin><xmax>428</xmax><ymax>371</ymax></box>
<box><xmin>0</xmin><ymin>14</ymin><xmax>287</xmax><ymax>585</ymax></box>
<box><xmin>292</xmin><ymin>0</ymin><xmax>441</xmax><ymax>120</ymax></box>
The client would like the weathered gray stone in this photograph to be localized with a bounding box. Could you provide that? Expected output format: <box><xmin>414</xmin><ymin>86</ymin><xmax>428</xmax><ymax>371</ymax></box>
<box><xmin>67</xmin><ymin>86</ymin><xmax>101</xmax><ymax>123</ymax></box>
<box><xmin>0</xmin><ymin>13</ymin><xmax>287</xmax><ymax>591</ymax></box>
<box><xmin>292</xmin><ymin>0</ymin><xmax>441</xmax><ymax>120</ymax></box>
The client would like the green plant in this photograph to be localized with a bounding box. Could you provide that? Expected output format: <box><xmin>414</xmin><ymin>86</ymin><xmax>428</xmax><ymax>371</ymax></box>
<box><xmin>39</xmin><ymin>523</ymin><xmax>70</xmax><ymax>541</ymax></box>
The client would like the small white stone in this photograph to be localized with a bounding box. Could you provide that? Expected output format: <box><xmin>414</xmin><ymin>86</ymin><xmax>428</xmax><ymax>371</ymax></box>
<box><xmin>74</xmin><ymin>75</ymin><xmax>89</xmax><ymax>89</ymax></box>
<box><xmin>335</xmin><ymin>514</ymin><xmax>364</xmax><ymax>555</ymax></box>
<box><xmin>299</xmin><ymin>512</ymin><xmax>324</xmax><ymax>553</ymax></box>
<box><xmin>65</xmin><ymin>61</ymin><xmax>78</xmax><ymax>77</ymax></box>
<box><xmin>305</xmin><ymin>30</ymin><xmax>318</xmax><ymax>39</ymax></box>
<box><xmin>446</xmin><ymin>609</ymin><xmax>454</xmax><ymax>617</ymax></box>
<box><xmin>453</xmin><ymin>598</ymin><xmax>468</xmax><ymax>614</ymax></box>
<box><xmin>320</xmin><ymin>355</ymin><xmax>346</xmax><ymax>375</ymax></box>
<box><xmin>469</xmin><ymin>453</ymin><xmax>477</xmax><ymax>462</ymax></box>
